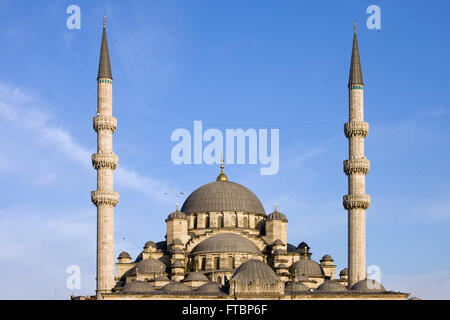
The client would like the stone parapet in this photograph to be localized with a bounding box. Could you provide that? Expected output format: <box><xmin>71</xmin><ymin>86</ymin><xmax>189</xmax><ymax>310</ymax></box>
<box><xmin>94</xmin><ymin>115</ymin><xmax>117</xmax><ymax>132</ymax></box>
<box><xmin>343</xmin><ymin>194</ymin><xmax>370</xmax><ymax>210</ymax></box>
<box><xmin>343</xmin><ymin>158</ymin><xmax>370</xmax><ymax>175</ymax></box>
<box><xmin>92</xmin><ymin>152</ymin><xmax>118</xmax><ymax>170</ymax></box>
<box><xmin>92</xmin><ymin>190</ymin><xmax>119</xmax><ymax>207</ymax></box>
<box><xmin>344</xmin><ymin>121</ymin><xmax>369</xmax><ymax>138</ymax></box>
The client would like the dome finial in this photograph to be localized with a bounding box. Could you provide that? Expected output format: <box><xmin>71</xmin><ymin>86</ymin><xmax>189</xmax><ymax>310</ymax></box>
<box><xmin>176</xmin><ymin>202</ymin><xmax>179</xmax><ymax>211</ymax></box>
<box><xmin>216</xmin><ymin>151</ymin><xmax>228</xmax><ymax>181</ymax></box>
<box><xmin>274</xmin><ymin>203</ymin><xmax>277</xmax><ymax>211</ymax></box>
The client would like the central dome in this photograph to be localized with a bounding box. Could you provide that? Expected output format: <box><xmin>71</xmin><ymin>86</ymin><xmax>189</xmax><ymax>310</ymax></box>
<box><xmin>181</xmin><ymin>180</ymin><xmax>265</xmax><ymax>215</ymax></box>
<box><xmin>191</xmin><ymin>233</ymin><xmax>260</xmax><ymax>255</ymax></box>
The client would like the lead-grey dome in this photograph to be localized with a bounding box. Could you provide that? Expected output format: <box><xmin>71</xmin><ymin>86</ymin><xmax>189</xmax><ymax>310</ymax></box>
<box><xmin>130</xmin><ymin>259</ymin><xmax>167</xmax><ymax>275</ymax></box>
<box><xmin>289</xmin><ymin>259</ymin><xmax>324</xmax><ymax>278</ymax></box>
<box><xmin>267</xmin><ymin>209</ymin><xmax>287</xmax><ymax>221</ymax></box>
<box><xmin>191</xmin><ymin>233</ymin><xmax>260</xmax><ymax>255</ymax></box>
<box><xmin>285</xmin><ymin>281</ymin><xmax>310</xmax><ymax>293</ymax></box>
<box><xmin>351</xmin><ymin>279</ymin><xmax>385</xmax><ymax>292</ymax></box>
<box><xmin>183</xmin><ymin>272</ymin><xmax>209</xmax><ymax>282</ymax></box>
<box><xmin>231</xmin><ymin>259</ymin><xmax>279</xmax><ymax>285</ymax></box>
<box><xmin>196</xmin><ymin>281</ymin><xmax>223</xmax><ymax>294</ymax></box>
<box><xmin>121</xmin><ymin>280</ymin><xmax>155</xmax><ymax>294</ymax></box>
<box><xmin>162</xmin><ymin>282</ymin><xmax>192</xmax><ymax>293</ymax></box>
<box><xmin>181</xmin><ymin>180</ymin><xmax>266</xmax><ymax>214</ymax></box>
<box><xmin>316</xmin><ymin>280</ymin><xmax>347</xmax><ymax>292</ymax></box>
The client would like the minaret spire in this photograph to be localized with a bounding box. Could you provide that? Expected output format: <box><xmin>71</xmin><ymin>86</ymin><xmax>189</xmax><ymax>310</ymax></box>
<box><xmin>98</xmin><ymin>16</ymin><xmax>112</xmax><ymax>80</ymax></box>
<box><xmin>343</xmin><ymin>23</ymin><xmax>370</xmax><ymax>288</ymax></box>
<box><xmin>92</xmin><ymin>17</ymin><xmax>118</xmax><ymax>299</ymax></box>
<box><xmin>348</xmin><ymin>21</ymin><xmax>363</xmax><ymax>87</ymax></box>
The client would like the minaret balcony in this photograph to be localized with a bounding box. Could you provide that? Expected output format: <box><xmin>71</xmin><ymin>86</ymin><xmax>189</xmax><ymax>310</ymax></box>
<box><xmin>343</xmin><ymin>194</ymin><xmax>370</xmax><ymax>210</ymax></box>
<box><xmin>92</xmin><ymin>152</ymin><xmax>118</xmax><ymax>170</ymax></box>
<box><xmin>93</xmin><ymin>115</ymin><xmax>117</xmax><ymax>132</ymax></box>
<box><xmin>344</xmin><ymin>121</ymin><xmax>369</xmax><ymax>138</ymax></box>
<box><xmin>343</xmin><ymin>158</ymin><xmax>370</xmax><ymax>175</ymax></box>
<box><xmin>91</xmin><ymin>190</ymin><xmax>119</xmax><ymax>207</ymax></box>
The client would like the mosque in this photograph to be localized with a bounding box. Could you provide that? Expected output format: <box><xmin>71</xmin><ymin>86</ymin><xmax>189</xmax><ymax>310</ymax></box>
<box><xmin>85</xmin><ymin>18</ymin><xmax>410</xmax><ymax>300</ymax></box>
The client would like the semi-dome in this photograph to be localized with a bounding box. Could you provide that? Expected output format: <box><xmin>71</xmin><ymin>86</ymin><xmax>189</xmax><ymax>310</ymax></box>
<box><xmin>191</xmin><ymin>233</ymin><xmax>260</xmax><ymax>255</ymax></box>
<box><xmin>130</xmin><ymin>259</ymin><xmax>167</xmax><ymax>275</ymax></box>
<box><xmin>289</xmin><ymin>259</ymin><xmax>324</xmax><ymax>278</ymax></box>
<box><xmin>285</xmin><ymin>281</ymin><xmax>310</xmax><ymax>293</ymax></box>
<box><xmin>121</xmin><ymin>280</ymin><xmax>155</xmax><ymax>294</ymax></box>
<box><xmin>162</xmin><ymin>282</ymin><xmax>192</xmax><ymax>293</ymax></box>
<box><xmin>230</xmin><ymin>259</ymin><xmax>279</xmax><ymax>285</ymax></box>
<box><xmin>196</xmin><ymin>281</ymin><xmax>223</xmax><ymax>294</ymax></box>
<box><xmin>181</xmin><ymin>180</ymin><xmax>266</xmax><ymax>214</ymax></box>
<box><xmin>351</xmin><ymin>279</ymin><xmax>386</xmax><ymax>292</ymax></box>
<box><xmin>316</xmin><ymin>280</ymin><xmax>347</xmax><ymax>292</ymax></box>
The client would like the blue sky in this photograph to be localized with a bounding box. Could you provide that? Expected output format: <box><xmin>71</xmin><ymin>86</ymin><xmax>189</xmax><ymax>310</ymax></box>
<box><xmin>0</xmin><ymin>0</ymin><xmax>449</xmax><ymax>299</ymax></box>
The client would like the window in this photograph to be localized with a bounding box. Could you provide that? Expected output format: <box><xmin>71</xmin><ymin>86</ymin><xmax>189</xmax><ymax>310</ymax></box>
<box><xmin>201</xmin><ymin>257</ymin><xmax>206</xmax><ymax>270</ymax></box>
<box><xmin>243</xmin><ymin>217</ymin><xmax>248</xmax><ymax>228</ymax></box>
<box><xmin>214</xmin><ymin>256</ymin><xmax>220</xmax><ymax>270</ymax></box>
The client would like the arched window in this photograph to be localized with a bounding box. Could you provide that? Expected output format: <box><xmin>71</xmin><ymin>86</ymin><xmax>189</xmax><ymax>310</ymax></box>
<box><xmin>214</xmin><ymin>256</ymin><xmax>220</xmax><ymax>270</ymax></box>
<box><xmin>194</xmin><ymin>215</ymin><xmax>198</xmax><ymax>228</ymax></box>
<box><xmin>205</xmin><ymin>215</ymin><xmax>210</xmax><ymax>228</ymax></box>
<box><xmin>201</xmin><ymin>257</ymin><xmax>206</xmax><ymax>270</ymax></box>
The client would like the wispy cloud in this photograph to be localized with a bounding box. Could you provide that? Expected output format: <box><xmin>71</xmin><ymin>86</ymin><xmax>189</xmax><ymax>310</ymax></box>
<box><xmin>0</xmin><ymin>82</ymin><xmax>177</xmax><ymax>203</ymax></box>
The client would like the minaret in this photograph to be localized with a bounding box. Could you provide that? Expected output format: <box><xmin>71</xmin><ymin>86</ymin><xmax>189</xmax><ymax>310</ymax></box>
<box><xmin>343</xmin><ymin>22</ymin><xmax>370</xmax><ymax>288</ymax></box>
<box><xmin>91</xmin><ymin>16</ymin><xmax>119</xmax><ymax>298</ymax></box>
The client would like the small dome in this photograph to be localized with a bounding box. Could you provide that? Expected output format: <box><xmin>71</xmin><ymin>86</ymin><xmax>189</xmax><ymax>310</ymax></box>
<box><xmin>351</xmin><ymin>279</ymin><xmax>386</xmax><ymax>292</ymax></box>
<box><xmin>131</xmin><ymin>259</ymin><xmax>167</xmax><ymax>275</ymax></box>
<box><xmin>162</xmin><ymin>282</ymin><xmax>192</xmax><ymax>293</ymax></box>
<box><xmin>121</xmin><ymin>280</ymin><xmax>155</xmax><ymax>294</ymax></box>
<box><xmin>231</xmin><ymin>259</ymin><xmax>279</xmax><ymax>285</ymax></box>
<box><xmin>171</xmin><ymin>260</ymin><xmax>185</xmax><ymax>268</ymax></box>
<box><xmin>181</xmin><ymin>180</ymin><xmax>266</xmax><ymax>215</ymax></box>
<box><xmin>144</xmin><ymin>241</ymin><xmax>156</xmax><ymax>248</ymax></box>
<box><xmin>171</xmin><ymin>248</ymin><xmax>184</xmax><ymax>254</ymax></box>
<box><xmin>289</xmin><ymin>259</ymin><xmax>324</xmax><ymax>278</ymax></box>
<box><xmin>183</xmin><ymin>272</ymin><xmax>209</xmax><ymax>282</ymax></box>
<box><xmin>321</xmin><ymin>254</ymin><xmax>333</xmax><ymax>261</ymax></box>
<box><xmin>171</xmin><ymin>238</ymin><xmax>183</xmax><ymax>245</ymax></box>
<box><xmin>191</xmin><ymin>233</ymin><xmax>260</xmax><ymax>255</ymax></box>
<box><xmin>273</xmin><ymin>249</ymin><xmax>287</xmax><ymax>255</ymax></box>
<box><xmin>285</xmin><ymin>281</ymin><xmax>310</xmax><ymax>293</ymax></box>
<box><xmin>297</xmin><ymin>241</ymin><xmax>310</xmax><ymax>249</ymax></box>
<box><xmin>167</xmin><ymin>209</ymin><xmax>187</xmax><ymax>220</ymax></box>
<box><xmin>293</xmin><ymin>274</ymin><xmax>310</xmax><ymax>282</ymax></box>
<box><xmin>339</xmin><ymin>268</ymin><xmax>348</xmax><ymax>276</ymax></box>
<box><xmin>316</xmin><ymin>280</ymin><xmax>347</xmax><ymax>292</ymax></box>
<box><xmin>118</xmin><ymin>251</ymin><xmax>131</xmax><ymax>259</ymax></box>
<box><xmin>272</xmin><ymin>239</ymin><xmax>284</xmax><ymax>246</ymax></box>
<box><xmin>267</xmin><ymin>209</ymin><xmax>287</xmax><ymax>221</ymax></box>
<box><xmin>196</xmin><ymin>281</ymin><xmax>223</xmax><ymax>294</ymax></box>
<box><xmin>154</xmin><ymin>275</ymin><xmax>170</xmax><ymax>281</ymax></box>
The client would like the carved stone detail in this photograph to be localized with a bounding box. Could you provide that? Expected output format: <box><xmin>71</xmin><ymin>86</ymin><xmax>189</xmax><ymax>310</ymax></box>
<box><xmin>92</xmin><ymin>152</ymin><xmax>118</xmax><ymax>170</ymax></box>
<box><xmin>343</xmin><ymin>158</ymin><xmax>370</xmax><ymax>175</ymax></box>
<box><xmin>343</xmin><ymin>194</ymin><xmax>370</xmax><ymax>210</ymax></box>
<box><xmin>94</xmin><ymin>115</ymin><xmax>117</xmax><ymax>133</ymax></box>
<box><xmin>92</xmin><ymin>190</ymin><xmax>119</xmax><ymax>207</ymax></box>
<box><xmin>344</xmin><ymin>121</ymin><xmax>369</xmax><ymax>138</ymax></box>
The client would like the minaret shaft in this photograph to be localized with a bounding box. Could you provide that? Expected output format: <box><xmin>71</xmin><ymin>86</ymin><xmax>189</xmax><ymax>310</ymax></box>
<box><xmin>92</xmin><ymin>21</ymin><xmax>118</xmax><ymax>299</ymax></box>
<box><xmin>344</xmin><ymin>27</ymin><xmax>370</xmax><ymax>288</ymax></box>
